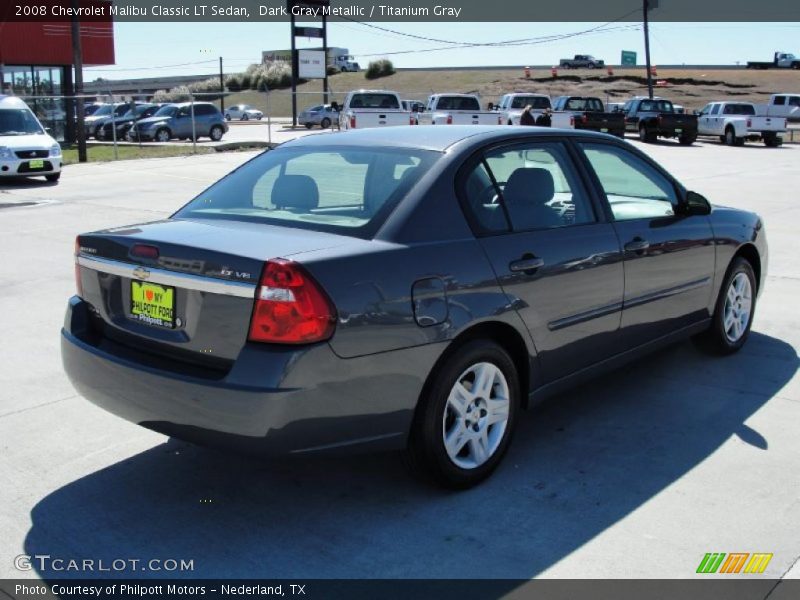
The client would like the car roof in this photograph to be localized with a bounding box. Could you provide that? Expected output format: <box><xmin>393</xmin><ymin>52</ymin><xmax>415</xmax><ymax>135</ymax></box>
<box><xmin>0</xmin><ymin>95</ymin><xmax>30</xmax><ymax>109</ymax></box>
<box><xmin>282</xmin><ymin>125</ymin><xmax>615</xmax><ymax>152</ymax></box>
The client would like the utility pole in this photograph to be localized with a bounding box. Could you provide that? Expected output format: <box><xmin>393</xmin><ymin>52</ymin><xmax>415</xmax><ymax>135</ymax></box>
<box><xmin>322</xmin><ymin>13</ymin><xmax>329</xmax><ymax>105</ymax></box>
<box><xmin>219</xmin><ymin>56</ymin><xmax>225</xmax><ymax>113</ymax></box>
<box><xmin>643</xmin><ymin>0</ymin><xmax>655</xmax><ymax>100</ymax></box>
<box><xmin>70</xmin><ymin>0</ymin><xmax>87</xmax><ymax>162</ymax></box>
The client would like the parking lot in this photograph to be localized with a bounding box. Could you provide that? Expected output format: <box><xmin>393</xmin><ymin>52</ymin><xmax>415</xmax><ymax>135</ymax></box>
<box><xmin>0</xmin><ymin>134</ymin><xmax>798</xmax><ymax>583</ymax></box>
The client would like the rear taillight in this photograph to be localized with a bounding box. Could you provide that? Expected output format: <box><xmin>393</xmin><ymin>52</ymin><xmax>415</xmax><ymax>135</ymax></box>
<box><xmin>747</xmin><ymin>118</ymin><xmax>752</xmax><ymax>128</ymax></box>
<box><xmin>498</xmin><ymin>115</ymin><xmax>502</xmax><ymax>125</ymax></box>
<box><xmin>350</xmin><ymin>115</ymin><xmax>356</xmax><ymax>129</ymax></box>
<box><xmin>569</xmin><ymin>116</ymin><xmax>575</xmax><ymax>127</ymax></box>
<box><xmin>446</xmin><ymin>114</ymin><xmax>453</xmax><ymax>125</ymax></box>
<box><xmin>658</xmin><ymin>115</ymin><xmax>663</xmax><ymax>126</ymax></box>
<box><xmin>248</xmin><ymin>259</ymin><xmax>336</xmax><ymax>344</ymax></box>
<box><xmin>581</xmin><ymin>114</ymin><xmax>588</xmax><ymax>124</ymax></box>
<box><xmin>409</xmin><ymin>115</ymin><xmax>416</xmax><ymax>125</ymax></box>
<box><xmin>74</xmin><ymin>237</ymin><xmax>83</xmax><ymax>297</ymax></box>
<box><xmin>131</xmin><ymin>244</ymin><xmax>159</xmax><ymax>259</ymax></box>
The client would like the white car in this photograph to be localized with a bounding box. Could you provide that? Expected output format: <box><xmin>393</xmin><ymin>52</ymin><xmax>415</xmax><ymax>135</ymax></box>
<box><xmin>0</xmin><ymin>95</ymin><xmax>62</xmax><ymax>183</ymax></box>
<box><xmin>224</xmin><ymin>104</ymin><xmax>263</xmax><ymax>121</ymax></box>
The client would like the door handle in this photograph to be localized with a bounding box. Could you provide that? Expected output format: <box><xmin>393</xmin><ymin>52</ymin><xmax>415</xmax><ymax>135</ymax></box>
<box><xmin>509</xmin><ymin>256</ymin><xmax>545</xmax><ymax>273</ymax></box>
<box><xmin>624</xmin><ymin>238</ymin><xmax>650</xmax><ymax>252</ymax></box>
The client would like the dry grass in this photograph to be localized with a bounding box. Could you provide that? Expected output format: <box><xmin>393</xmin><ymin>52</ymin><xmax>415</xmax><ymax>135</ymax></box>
<box><xmin>225</xmin><ymin>68</ymin><xmax>800</xmax><ymax>117</ymax></box>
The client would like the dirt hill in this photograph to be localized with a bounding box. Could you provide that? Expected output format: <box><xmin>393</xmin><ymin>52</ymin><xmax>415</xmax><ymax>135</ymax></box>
<box><xmin>226</xmin><ymin>67</ymin><xmax>800</xmax><ymax>117</ymax></box>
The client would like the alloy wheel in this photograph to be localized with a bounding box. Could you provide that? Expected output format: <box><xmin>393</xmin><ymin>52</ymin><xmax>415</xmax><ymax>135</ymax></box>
<box><xmin>442</xmin><ymin>361</ymin><xmax>510</xmax><ymax>469</ymax></box>
<box><xmin>723</xmin><ymin>272</ymin><xmax>752</xmax><ymax>343</ymax></box>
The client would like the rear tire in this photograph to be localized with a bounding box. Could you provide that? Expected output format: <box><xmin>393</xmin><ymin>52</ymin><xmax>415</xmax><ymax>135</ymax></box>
<box><xmin>694</xmin><ymin>257</ymin><xmax>757</xmax><ymax>355</ymax></box>
<box><xmin>638</xmin><ymin>124</ymin><xmax>656</xmax><ymax>143</ymax></box>
<box><xmin>305</xmin><ymin>123</ymin><xmax>313</xmax><ymax>129</ymax></box>
<box><xmin>320</xmin><ymin>117</ymin><xmax>332</xmax><ymax>129</ymax></box>
<box><xmin>679</xmin><ymin>134</ymin><xmax>697</xmax><ymax>146</ymax></box>
<box><xmin>724</xmin><ymin>126</ymin><xmax>736</xmax><ymax>146</ymax></box>
<box><xmin>155</xmin><ymin>128</ymin><xmax>171</xmax><ymax>142</ymax></box>
<box><xmin>764</xmin><ymin>133</ymin><xmax>782</xmax><ymax>148</ymax></box>
<box><xmin>242</xmin><ymin>113</ymin><xmax>249</xmax><ymax>121</ymax></box>
<box><xmin>406</xmin><ymin>340</ymin><xmax>520</xmax><ymax>489</ymax></box>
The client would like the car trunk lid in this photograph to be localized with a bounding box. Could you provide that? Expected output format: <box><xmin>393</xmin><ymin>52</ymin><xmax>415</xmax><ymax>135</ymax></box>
<box><xmin>76</xmin><ymin>218</ymin><xmax>351</xmax><ymax>367</ymax></box>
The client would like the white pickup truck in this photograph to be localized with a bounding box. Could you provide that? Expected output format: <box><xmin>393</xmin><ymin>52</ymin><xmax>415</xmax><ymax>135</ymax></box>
<box><xmin>756</xmin><ymin>93</ymin><xmax>800</xmax><ymax>123</ymax></box>
<box><xmin>338</xmin><ymin>90</ymin><xmax>412</xmax><ymax>131</ymax></box>
<box><xmin>494</xmin><ymin>93</ymin><xmax>574</xmax><ymax>128</ymax></box>
<box><xmin>415</xmin><ymin>94</ymin><xmax>497</xmax><ymax>126</ymax></box>
<box><xmin>697</xmin><ymin>101</ymin><xmax>786</xmax><ymax>147</ymax></box>
<box><xmin>494</xmin><ymin>93</ymin><xmax>552</xmax><ymax>125</ymax></box>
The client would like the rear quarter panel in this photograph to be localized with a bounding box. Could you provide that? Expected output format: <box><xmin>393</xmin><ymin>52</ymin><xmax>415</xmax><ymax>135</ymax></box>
<box><xmin>708</xmin><ymin>206</ymin><xmax>768</xmax><ymax>306</ymax></box>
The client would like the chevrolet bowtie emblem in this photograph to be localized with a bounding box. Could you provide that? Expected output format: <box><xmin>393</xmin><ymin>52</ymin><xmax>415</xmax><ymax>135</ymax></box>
<box><xmin>133</xmin><ymin>266</ymin><xmax>151</xmax><ymax>280</ymax></box>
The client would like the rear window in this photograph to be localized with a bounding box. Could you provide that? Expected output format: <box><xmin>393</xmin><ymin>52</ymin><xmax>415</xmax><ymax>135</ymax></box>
<box><xmin>722</xmin><ymin>104</ymin><xmax>755</xmax><ymax>115</ymax></box>
<box><xmin>348</xmin><ymin>94</ymin><xmax>400</xmax><ymax>109</ymax></box>
<box><xmin>173</xmin><ymin>146</ymin><xmax>439</xmax><ymax>238</ymax></box>
<box><xmin>436</xmin><ymin>96</ymin><xmax>481</xmax><ymax>111</ymax></box>
<box><xmin>640</xmin><ymin>100</ymin><xmax>674</xmax><ymax>113</ymax></box>
<box><xmin>510</xmin><ymin>96</ymin><xmax>551</xmax><ymax>109</ymax></box>
<box><xmin>564</xmin><ymin>98</ymin><xmax>604</xmax><ymax>112</ymax></box>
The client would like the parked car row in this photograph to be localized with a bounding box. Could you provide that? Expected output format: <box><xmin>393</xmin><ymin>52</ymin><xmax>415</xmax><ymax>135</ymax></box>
<box><xmin>81</xmin><ymin>101</ymin><xmax>229</xmax><ymax>143</ymax></box>
<box><xmin>330</xmin><ymin>88</ymin><xmax>794</xmax><ymax>148</ymax></box>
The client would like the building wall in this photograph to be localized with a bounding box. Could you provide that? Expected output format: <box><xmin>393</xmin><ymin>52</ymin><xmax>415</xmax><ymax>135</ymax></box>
<box><xmin>0</xmin><ymin>21</ymin><xmax>114</xmax><ymax>67</ymax></box>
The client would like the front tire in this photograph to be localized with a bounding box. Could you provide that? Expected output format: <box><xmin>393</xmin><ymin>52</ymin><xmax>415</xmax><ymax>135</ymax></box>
<box><xmin>320</xmin><ymin>117</ymin><xmax>332</xmax><ymax>129</ymax></box>
<box><xmin>639</xmin><ymin>124</ymin><xmax>655</xmax><ymax>143</ymax></box>
<box><xmin>406</xmin><ymin>340</ymin><xmax>520</xmax><ymax>489</ymax></box>
<box><xmin>209</xmin><ymin>125</ymin><xmax>224</xmax><ymax>141</ymax></box>
<box><xmin>695</xmin><ymin>257</ymin><xmax>757</xmax><ymax>355</ymax></box>
<box><xmin>242</xmin><ymin>113</ymin><xmax>249</xmax><ymax>121</ymax></box>
<box><xmin>45</xmin><ymin>173</ymin><xmax>61</xmax><ymax>182</ymax></box>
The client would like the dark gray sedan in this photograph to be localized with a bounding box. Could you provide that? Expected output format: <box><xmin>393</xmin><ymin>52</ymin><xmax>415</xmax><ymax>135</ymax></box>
<box><xmin>62</xmin><ymin>126</ymin><xmax>767</xmax><ymax>488</ymax></box>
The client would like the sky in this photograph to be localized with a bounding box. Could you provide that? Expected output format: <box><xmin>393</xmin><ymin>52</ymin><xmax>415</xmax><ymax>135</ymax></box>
<box><xmin>84</xmin><ymin>21</ymin><xmax>800</xmax><ymax>81</ymax></box>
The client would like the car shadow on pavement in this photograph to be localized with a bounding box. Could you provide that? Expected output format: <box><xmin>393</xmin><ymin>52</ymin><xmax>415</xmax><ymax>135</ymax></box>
<box><xmin>24</xmin><ymin>332</ymin><xmax>798</xmax><ymax>580</ymax></box>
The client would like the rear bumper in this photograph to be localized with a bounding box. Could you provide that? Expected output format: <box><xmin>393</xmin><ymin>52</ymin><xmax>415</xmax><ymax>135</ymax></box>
<box><xmin>62</xmin><ymin>296</ymin><xmax>443</xmax><ymax>456</ymax></box>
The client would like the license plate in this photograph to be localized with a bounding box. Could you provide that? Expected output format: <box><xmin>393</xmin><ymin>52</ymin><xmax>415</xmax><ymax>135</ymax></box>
<box><xmin>131</xmin><ymin>281</ymin><xmax>175</xmax><ymax>329</ymax></box>
<box><xmin>675</xmin><ymin>129</ymin><xmax>683</xmax><ymax>134</ymax></box>
<box><xmin>601</xmin><ymin>128</ymin><xmax>608</xmax><ymax>132</ymax></box>
<box><xmin>29</xmin><ymin>159</ymin><xmax>44</xmax><ymax>169</ymax></box>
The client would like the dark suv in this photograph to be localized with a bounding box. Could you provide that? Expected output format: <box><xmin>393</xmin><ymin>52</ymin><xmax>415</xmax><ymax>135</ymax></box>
<box><xmin>130</xmin><ymin>102</ymin><xmax>228</xmax><ymax>142</ymax></box>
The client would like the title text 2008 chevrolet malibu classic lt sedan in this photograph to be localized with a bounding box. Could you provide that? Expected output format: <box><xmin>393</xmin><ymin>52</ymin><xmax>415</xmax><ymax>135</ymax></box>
<box><xmin>62</xmin><ymin>126</ymin><xmax>767</xmax><ymax>488</ymax></box>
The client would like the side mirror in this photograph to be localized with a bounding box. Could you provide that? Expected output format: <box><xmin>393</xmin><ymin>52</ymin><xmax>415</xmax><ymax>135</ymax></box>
<box><xmin>44</xmin><ymin>127</ymin><xmax>52</xmax><ymax>134</ymax></box>
<box><xmin>683</xmin><ymin>191</ymin><xmax>711</xmax><ymax>216</ymax></box>
<box><xmin>487</xmin><ymin>102</ymin><xmax>494</xmax><ymax>111</ymax></box>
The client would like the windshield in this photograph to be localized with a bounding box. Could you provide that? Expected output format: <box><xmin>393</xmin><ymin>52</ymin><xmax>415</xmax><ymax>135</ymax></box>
<box><xmin>510</xmin><ymin>96</ymin><xmax>551</xmax><ymax>109</ymax></box>
<box><xmin>85</xmin><ymin>104</ymin><xmax>104</xmax><ymax>116</ymax></box>
<box><xmin>91</xmin><ymin>104</ymin><xmax>113</xmax><ymax>116</ymax></box>
<box><xmin>153</xmin><ymin>105</ymin><xmax>177</xmax><ymax>117</ymax></box>
<box><xmin>173</xmin><ymin>146</ymin><xmax>439</xmax><ymax>237</ymax></box>
<box><xmin>565</xmin><ymin>98</ymin><xmax>604</xmax><ymax>111</ymax></box>
<box><xmin>0</xmin><ymin>108</ymin><xmax>44</xmax><ymax>135</ymax></box>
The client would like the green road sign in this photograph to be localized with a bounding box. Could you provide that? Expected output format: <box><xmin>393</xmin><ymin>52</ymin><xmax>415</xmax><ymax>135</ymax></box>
<box><xmin>621</xmin><ymin>50</ymin><xmax>637</xmax><ymax>66</ymax></box>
